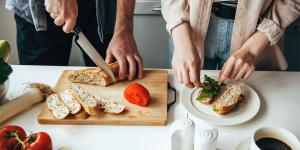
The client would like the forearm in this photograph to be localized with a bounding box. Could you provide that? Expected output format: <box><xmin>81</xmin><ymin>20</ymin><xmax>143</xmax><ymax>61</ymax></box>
<box><xmin>172</xmin><ymin>23</ymin><xmax>195</xmax><ymax>52</ymax></box>
<box><xmin>114</xmin><ymin>0</ymin><xmax>135</xmax><ymax>34</ymax></box>
<box><xmin>240</xmin><ymin>31</ymin><xmax>270</xmax><ymax>58</ymax></box>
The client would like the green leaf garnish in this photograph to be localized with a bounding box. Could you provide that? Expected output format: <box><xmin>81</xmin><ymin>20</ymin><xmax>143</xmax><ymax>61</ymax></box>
<box><xmin>196</xmin><ymin>92</ymin><xmax>212</xmax><ymax>101</ymax></box>
<box><xmin>196</xmin><ymin>75</ymin><xmax>223</xmax><ymax>102</ymax></box>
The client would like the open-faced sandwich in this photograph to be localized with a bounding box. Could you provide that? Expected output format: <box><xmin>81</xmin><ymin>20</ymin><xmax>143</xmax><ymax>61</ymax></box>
<box><xmin>212</xmin><ymin>83</ymin><xmax>242</xmax><ymax>115</ymax></box>
<box><xmin>196</xmin><ymin>75</ymin><xmax>243</xmax><ymax>115</ymax></box>
<box><xmin>196</xmin><ymin>75</ymin><xmax>222</xmax><ymax>104</ymax></box>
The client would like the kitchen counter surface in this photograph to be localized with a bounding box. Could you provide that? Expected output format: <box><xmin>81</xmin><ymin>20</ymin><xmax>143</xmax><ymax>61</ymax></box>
<box><xmin>1</xmin><ymin>65</ymin><xmax>300</xmax><ymax>149</ymax></box>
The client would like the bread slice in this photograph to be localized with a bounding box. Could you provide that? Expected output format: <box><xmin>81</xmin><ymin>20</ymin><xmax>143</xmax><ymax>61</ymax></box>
<box><xmin>68</xmin><ymin>84</ymin><xmax>100</xmax><ymax>115</ymax></box>
<box><xmin>74</xmin><ymin>109</ymin><xmax>90</xmax><ymax>120</ymax></box>
<box><xmin>199</xmin><ymin>96</ymin><xmax>214</xmax><ymax>104</ymax></box>
<box><xmin>68</xmin><ymin>62</ymin><xmax>120</xmax><ymax>87</ymax></box>
<box><xmin>58</xmin><ymin>89</ymin><xmax>81</xmax><ymax>114</ymax></box>
<box><xmin>94</xmin><ymin>94</ymin><xmax>125</xmax><ymax>114</ymax></box>
<box><xmin>46</xmin><ymin>94</ymin><xmax>69</xmax><ymax>119</ymax></box>
<box><xmin>212</xmin><ymin>84</ymin><xmax>242</xmax><ymax>115</ymax></box>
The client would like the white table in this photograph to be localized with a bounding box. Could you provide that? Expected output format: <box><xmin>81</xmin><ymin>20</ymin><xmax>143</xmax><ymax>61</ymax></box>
<box><xmin>1</xmin><ymin>65</ymin><xmax>300</xmax><ymax>150</ymax></box>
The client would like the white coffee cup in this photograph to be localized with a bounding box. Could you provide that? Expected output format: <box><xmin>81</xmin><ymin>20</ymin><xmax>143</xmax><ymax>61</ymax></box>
<box><xmin>250</xmin><ymin>126</ymin><xmax>300</xmax><ymax>150</ymax></box>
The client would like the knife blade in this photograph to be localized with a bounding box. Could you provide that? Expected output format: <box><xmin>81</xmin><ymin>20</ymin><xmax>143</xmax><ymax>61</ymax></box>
<box><xmin>74</xmin><ymin>26</ymin><xmax>116</xmax><ymax>83</ymax></box>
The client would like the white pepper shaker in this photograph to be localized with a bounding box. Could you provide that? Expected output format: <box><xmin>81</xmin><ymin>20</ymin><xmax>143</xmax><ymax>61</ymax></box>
<box><xmin>194</xmin><ymin>127</ymin><xmax>218</xmax><ymax>150</ymax></box>
<box><xmin>169</xmin><ymin>119</ymin><xmax>195</xmax><ymax>150</ymax></box>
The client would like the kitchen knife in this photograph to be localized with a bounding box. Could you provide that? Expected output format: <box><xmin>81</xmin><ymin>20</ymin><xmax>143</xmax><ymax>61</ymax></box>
<box><xmin>73</xmin><ymin>26</ymin><xmax>116</xmax><ymax>83</ymax></box>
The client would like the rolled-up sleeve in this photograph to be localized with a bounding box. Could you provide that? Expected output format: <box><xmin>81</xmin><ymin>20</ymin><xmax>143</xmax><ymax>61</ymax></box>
<box><xmin>257</xmin><ymin>0</ymin><xmax>300</xmax><ymax>46</ymax></box>
<box><xmin>161</xmin><ymin>0</ymin><xmax>190</xmax><ymax>35</ymax></box>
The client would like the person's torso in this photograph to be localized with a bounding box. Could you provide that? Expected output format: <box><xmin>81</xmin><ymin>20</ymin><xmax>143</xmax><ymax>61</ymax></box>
<box><xmin>5</xmin><ymin>0</ymin><xmax>116</xmax><ymax>33</ymax></box>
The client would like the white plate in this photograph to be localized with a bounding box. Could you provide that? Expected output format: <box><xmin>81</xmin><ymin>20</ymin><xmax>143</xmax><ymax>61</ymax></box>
<box><xmin>181</xmin><ymin>81</ymin><xmax>260</xmax><ymax>126</ymax></box>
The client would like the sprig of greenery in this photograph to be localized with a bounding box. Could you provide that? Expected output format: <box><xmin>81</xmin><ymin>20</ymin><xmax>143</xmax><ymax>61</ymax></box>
<box><xmin>196</xmin><ymin>92</ymin><xmax>212</xmax><ymax>101</ymax></box>
<box><xmin>0</xmin><ymin>57</ymin><xmax>12</xmax><ymax>84</ymax></box>
<box><xmin>196</xmin><ymin>75</ymin><xmax>221</xmax><ymax>101</ymax></box>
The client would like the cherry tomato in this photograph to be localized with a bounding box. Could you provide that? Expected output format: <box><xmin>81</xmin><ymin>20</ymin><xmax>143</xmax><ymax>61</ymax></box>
<box><xmin>124</xmin><ymin>83</ymin><xmax>150</xmax><ymax>107</ymax></box>
<box><xmin>203</xmin><ymin>82</ymin><xmax>210</xmax><ymax>86</ymax></box>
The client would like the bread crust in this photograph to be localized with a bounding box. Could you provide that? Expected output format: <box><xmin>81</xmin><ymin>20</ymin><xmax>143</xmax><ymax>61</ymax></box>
<box><xmin>199</xmin><ymin>97</ymin><xmax>213</xmax><ymax>104</ymax></box>
<box><xmin>94</xmin><ymin>94</ymin><xmax>125</xmax><ymax>114</ymax></box>
<box><xmin>68</xmin><ymin>62</ymin><xmax>121</xmax><ymax>87</ymax></box>
<box><xmin>46</xmin><ymin>94</ymin><xmax>69</xmax><ymax>119</ymax></box>
<box><xmin>69</xmin><ymin>85</ymin><xmax>100</xmax><ymax>115</ymax></box>
<box><xmin>59</xmin><ymin>89</ymin><xmax>81</xmax><ymax>114</ymax></box>
<box><xmin>212</xmin><ymin>84</ymin><xmax>242</xmax><ymax>115</ymax></box>
<box><xmin>74</xmin><ymin>109</ymin><xmax>90</xmax><ymax>120</ymax></box>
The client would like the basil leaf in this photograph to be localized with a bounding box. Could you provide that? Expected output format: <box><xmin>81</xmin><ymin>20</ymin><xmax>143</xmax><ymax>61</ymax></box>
<box><xmin>196</xmin><ymin>92</ymin><xmax>212</xmax><ymax>101</ymax></box>
<box><xmin>201</xmin><ymin>85</ymin><xmax>211</xmax><ymax>91</ymax></box>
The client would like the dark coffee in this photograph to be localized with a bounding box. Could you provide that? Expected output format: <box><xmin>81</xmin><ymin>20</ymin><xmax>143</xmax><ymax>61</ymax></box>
<box><xmin>255</xmin><ymin>137</ymin><xmax>292</xmax><ymax>150</ymax></box>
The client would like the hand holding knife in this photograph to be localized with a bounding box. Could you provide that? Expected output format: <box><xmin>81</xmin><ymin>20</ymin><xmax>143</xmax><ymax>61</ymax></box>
<box><xmin>73</xmin><ymin>25</ymin><xmax>116</xmax><ymax>83</ymax></box>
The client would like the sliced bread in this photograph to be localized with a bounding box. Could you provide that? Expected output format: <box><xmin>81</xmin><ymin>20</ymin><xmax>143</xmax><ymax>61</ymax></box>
<box><xmin>94</xmin><ymin>94</ymin><xmax>125</xmax><ymax>114</ymax></box>
<box><xmin>212</xmin><ymin>84</ymin><xmax>242</xmax><ymax>115</ymax></box>
<box><xmin>74</xmin><ymin>109</ymin><xmax>90</xmax><ymax>120</ymax></box>
<box><xmin>68</xmin><ymin>62</ymin><xmax>120</xmax><ymax>87</ymax></box>
<box><xmin>68</xmin><ymin>84</ymin><xmax>100</xmax><ymax>115</ymax></box>
<box><xmin>46</xmin><ymin>94</ymin><xmax>69</xmax><ymax>119</ymax></box>
<box><xmin>58</xmin><ymin>89</ymin><xmax>81</xmax><ymax>114</ymax></box>
<box><xmin>199</xmin><ymin>96</ymin><xmax>214</xmax><ymax>104</ymax></box>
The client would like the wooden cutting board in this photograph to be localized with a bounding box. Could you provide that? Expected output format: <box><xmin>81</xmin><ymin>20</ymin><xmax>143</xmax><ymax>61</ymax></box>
<box><xmin>38</xmin><ymin>69</ymin><xmax>168</xmax><ymax>126</ymax></box>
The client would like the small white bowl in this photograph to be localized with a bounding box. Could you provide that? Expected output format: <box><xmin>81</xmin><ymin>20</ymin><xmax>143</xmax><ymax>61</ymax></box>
<box><xmin>0</xmin><ymin>79</ymin><xmax>10</xmax><ymax>103</ymax></box>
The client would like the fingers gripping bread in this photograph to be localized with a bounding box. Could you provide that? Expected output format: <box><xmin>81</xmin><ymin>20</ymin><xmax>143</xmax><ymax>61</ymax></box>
<box><xmin>46</xmin><ymin>94</ymin><xmax>69</xmax><ymax>119</ymax></box>
<box><xmin>212</xmin><ymin>84</ymin><xmax>242</xmax><ymax>115</ymax></box>
<box><xmin>68</xmin><ymin>62</ymin><xmax>120</xmax><ymax>87</ymax></box>
<box><xmin>69</xmin><ymin>84</ymin><xmax>100</xmax><ymax>115</ymax></box>
<box><xmin>59</xmin><ymin>89</ymin><xmax>81</xmax><ymax>114</ymax></box>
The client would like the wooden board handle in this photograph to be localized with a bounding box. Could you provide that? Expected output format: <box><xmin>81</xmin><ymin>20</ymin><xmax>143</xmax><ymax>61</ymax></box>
<box><xmin>0</xmin><ymin>88</ymin><xmax>44</xmax><ymax>123</ymax></box>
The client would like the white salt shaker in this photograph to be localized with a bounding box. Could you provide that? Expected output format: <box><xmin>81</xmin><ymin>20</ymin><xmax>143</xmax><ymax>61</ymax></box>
<box><xmin>169</xmin><ymin>119</ymin><xmax>195</xmax><ymax>150</ymax></box>
<box><xmin>194</xmin><ymin>127</ymin><xmax>218</xmax><ymax>150</ymax></box>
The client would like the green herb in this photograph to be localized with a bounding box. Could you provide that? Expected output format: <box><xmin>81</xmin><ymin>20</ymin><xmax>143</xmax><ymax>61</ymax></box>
<box><xmin>196</xmin><ymin>92</ymin><xmax>212</xmax><ymax>101</ymax></box>
<box><xmin>196</xmin><ymin>75</ymin><xmax>222</xmax><ymax>101</ymax></box>
<box><xmin>0</xmin><ymin>57</ymin><xmax>12</xmax><ymax>84</ymax></box>
<box><xmin>204</xmin><ymin>75</ymin><xmax>220</xmax><ymax>92</ymax></box>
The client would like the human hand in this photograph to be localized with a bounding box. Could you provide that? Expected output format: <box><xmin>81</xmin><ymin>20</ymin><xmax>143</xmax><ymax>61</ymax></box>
<box><xmin>218</xmin><ymin>48</ymin><xmax>256</xmax><ymax>83</ymax></box>
<box><xmin>105</xmin><ymin>31</ymin><xmax>143</xmax><ymax>80</ymax></box>
<box><xmin>172</xmin><ymin>23</ymin><xmax>201</xmax><ymax>88</ymax></box>
<box><xmin>218</xmin><ymin>31</ymin><xmax>270</xmax><ymax>83</ymax></box>
<box><xmin>44</xmin><ymin>0</ymin><xmax>78</xmax><ymax>33</ymax></box>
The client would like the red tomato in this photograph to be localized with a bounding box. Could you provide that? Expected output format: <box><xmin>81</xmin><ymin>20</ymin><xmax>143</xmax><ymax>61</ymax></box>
<box><xmin>0</xmin><ymin>125</ymin><xmax>27</xmax><ymax>150</ymax></box>
<box><xmin>25</xmin><ymin>132</ymin><xmax>52</xmax><ymax>150</ymax></box>
<box><xmin>124</xmin><ymin>83</ymin><xmax>150</xmax><ymax>107</ymax></box>
<box><xmin>203</xmin><ymin>82</ymin><xmax>210</xmax><ymax>86</ymax></box>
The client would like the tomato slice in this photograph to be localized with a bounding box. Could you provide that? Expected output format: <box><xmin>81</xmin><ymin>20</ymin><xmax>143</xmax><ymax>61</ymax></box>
<box><xmin>124</xmin><ymin>83</ymin><xmax>150</xmax><ymax>107</ymax></box>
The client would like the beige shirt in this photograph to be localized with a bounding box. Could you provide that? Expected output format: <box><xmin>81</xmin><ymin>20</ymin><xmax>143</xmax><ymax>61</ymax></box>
<box><xmin>161</xmin><ymin>0</ymin><xmax>300</xmax><ymax>70</ymax></box>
